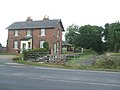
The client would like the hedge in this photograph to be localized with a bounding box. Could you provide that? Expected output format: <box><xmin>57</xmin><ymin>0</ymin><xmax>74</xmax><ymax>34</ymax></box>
<box><xmin>22</xmin><ymin>48</ymin><xmax>48</xmax><ymax>60</ymax></box>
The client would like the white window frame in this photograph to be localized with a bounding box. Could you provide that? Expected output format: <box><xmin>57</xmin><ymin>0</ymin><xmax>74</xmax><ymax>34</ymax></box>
<box><xmin>14</xmin><ymin>41</ymin><xmax>18</xmax><ymax>49</ymax></box>
<box><xmin>14</xmin><ymin>30</ymin><xmax>18</xmax><ymax>36</ymax></box>
<box><xmin>40</xmin><ymin>41</ymin><xmax>45</xmax><ymax>48</ymax></box>
<box><xmin>26</xmin><ymin>30</ymin><xmax>31</xmax><ymax>36</ymax></box>
<box><xmin>40</xmin><ymin>29</ymin><xmax>45</xmax><ymax>36</ymax></box>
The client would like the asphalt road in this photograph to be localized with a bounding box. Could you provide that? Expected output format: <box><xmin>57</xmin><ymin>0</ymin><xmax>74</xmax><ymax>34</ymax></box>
<box><xmin>0</xmin><ymin>55</ymin><xmax>120</xmax><ymax>90</ymax></box>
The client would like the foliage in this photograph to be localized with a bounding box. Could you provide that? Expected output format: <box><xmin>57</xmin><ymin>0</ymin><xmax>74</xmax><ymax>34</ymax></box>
<box><xmin>22</xmin><ymin>48</ymin><xmax>48</xmax><ymax>60</ymax></box>
<box><xmin>93</xmin><ymin>55</ymin><xmax>120</xmax><ymax>69</ymax></box>
<box><xmin>0</xmin><ymin>43</ymin><xmax>2</xmax><ymax>47</ymax></box>
<box><xmin>103</xmin><ymin>22</ymin><xmax>120</xmax><ymax>52</ymax></box>
<box><xmin>65</xmin><ymin>24</ymin><xmax>79</xmax><ymax>46</ymax></box>
<box><xmin>43</xmin><ymin>41</ymin><xmax>49</xmax><ymax>50</ymax></box>
<box><xmin>66</xmin><ymin>54</ymin><xmax>94</xmax><ymax>66</ymax></box>
<box><xmin>13</xmin><ymin>53</ymin><xmax>120</xmax><ymax>71</ymax></box>
<box><xmin>65</xmin><ymin>21</ymin><xmax>120</xmax><ymax>54</ymax></box>
<box><xmin>12</xmin><ymin>57</ymin><xmax>20</xmax><ymax>60</ymax></box>
<box><xmin>73</xmin><ymin>25</ymin><xmax>104</xmax><ymax>54</ymax></box>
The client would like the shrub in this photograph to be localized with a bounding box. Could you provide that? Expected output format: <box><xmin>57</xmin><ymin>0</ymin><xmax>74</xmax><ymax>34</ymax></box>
<box><xmin>93</xmin><ymin>55</ymin><xmax>120</xmax><ymax>69</ymax></box>
<box><xmin>43</xmin><ymin>42</ymin><xmax>49</xmax><ymax>50</ymax></box>
<box><xmin>22</xmin><ymin>48</ymin><xmax>48</xmax><ymax>60</ymax></box>
<box><xmin>12</xmin><ymin>57</ymin><xmax>19</xmax><ymax>60</ymax></box>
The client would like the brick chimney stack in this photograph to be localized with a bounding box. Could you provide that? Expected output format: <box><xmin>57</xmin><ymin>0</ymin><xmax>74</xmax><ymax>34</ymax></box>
<box><xmin>26</xmin><ymin>16</ymin><xmax>33</xmax><ymax>21</ymax></box>
<box><xmin>43</xmin><ymin>15</ymin><xmax>49</xmax><ymax>20</ymax></box>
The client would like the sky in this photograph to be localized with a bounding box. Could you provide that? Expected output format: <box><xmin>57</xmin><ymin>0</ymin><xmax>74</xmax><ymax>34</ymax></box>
<box><xmin>0</xmin><ymin>0</ymin><xmax>120</xmax><ymax>46</ymax></box>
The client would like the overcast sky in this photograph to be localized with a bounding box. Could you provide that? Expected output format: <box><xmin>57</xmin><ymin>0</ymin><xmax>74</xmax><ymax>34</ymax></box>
<box><xmin>0</xmin><ymin>0</ymin><xmax>120</xmax><ymax>46</ymax></box>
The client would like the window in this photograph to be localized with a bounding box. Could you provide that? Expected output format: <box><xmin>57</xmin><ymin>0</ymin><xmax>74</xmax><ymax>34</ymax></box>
<box><xmin>26</xmin><ymin>30</ymin><xmax>31</xmax><ymax>36</ymax></box>
<box><xmin>40</xmin><ymin>41</ymin><xmax>45</xmax><ymax>48</ymax></box>
<box><xmin>40</xmin><ymin>29</ymin><xmax>45</xmax><ymax>36</ymax></box>
<box><xmin>14</xmin><ymin>30</ymin><xmax>18</xmax><ymax>36</ymax></box>
<box><xmin>28</xmin><ymin>42</ymin><xmax>31</xmax><ymax>49</ymax></box>
<box><xmin>13</xmin><ymin>41</ymin><xmax>18</xmax><ymax>49</ymax></box>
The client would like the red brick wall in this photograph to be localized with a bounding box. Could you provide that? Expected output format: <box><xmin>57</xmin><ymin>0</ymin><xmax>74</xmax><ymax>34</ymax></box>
<box><xmin>8</xmin><ymin>29</ymin><xmax>27</xmax><ymax>53</ymax></box>
<box><xmin>7</xmin><ymin>23</ymin><xmax>63</xmax><ymax>54</ymax></box>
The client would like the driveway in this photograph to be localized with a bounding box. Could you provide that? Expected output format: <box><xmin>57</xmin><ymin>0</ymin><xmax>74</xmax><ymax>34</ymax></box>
<box><xmin>0</xmin><ymin>55</ymin><xmax>16</xmax><ymax>64</ymax></box>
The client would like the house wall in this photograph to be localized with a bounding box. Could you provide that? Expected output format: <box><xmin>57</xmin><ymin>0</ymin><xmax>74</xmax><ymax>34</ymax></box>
<box><xmin>7</xmin><ymin>24</ymin><xmax>63</xmax><ymax>54</ymax></box>
<box><xmin>55</xmin><ymin>22</ymin><xmax>63</xmax><ymax>54</ymax></box>
<box><xmin>8</xmin><ymin>29</ymin><xmax>26</xmax><ymax>53</ymax></box>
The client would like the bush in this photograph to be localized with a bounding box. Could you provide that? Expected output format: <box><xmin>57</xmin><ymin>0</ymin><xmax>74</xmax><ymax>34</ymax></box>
<box><xmin>12</xmin><ymin>57</ymin><xmax>19</xmax><ymax>60</ymax></box>
<box><xmin>22</xmin><ymin>48</ymin><xmax>48</xmax><ymax>60</ymax></box>
<box><xmin>43</xmin><ymin>42</ymin><xmax>49</xmax><ymax>50</ymax></box>
<box><xmin>93</xmin><ymin>55</ymin><xmax>120</xmax><ymax>69</ymax></box>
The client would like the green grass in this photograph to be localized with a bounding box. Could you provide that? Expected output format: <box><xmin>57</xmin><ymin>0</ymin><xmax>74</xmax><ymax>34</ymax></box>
<box><xmin>12</xmin><ymin>52</ymin><xmax>120</xmax><ymax>72</ymax></box>
<box><xmin>0</xmin><ymin>52</ymin><xmax>16</xmax><ymax>55</ymax></box>
<box><xmin>109</xmin><ymin>53</ymin><xmax>120</xmax><ymax>56</ymax></box>
<box><xmin>13</xmin><ymin>60</ymin><xmax>67</xmax><ymax>68</ymax></box>
<box><xmin>13</xmin><ymin>59</ymin><xmax>120</xmax><ymax>72</ymax></box>
<box><xmin>66</xmin><ymin>54</ymin><xmax>94</xmax><ymax>66</ymax></box>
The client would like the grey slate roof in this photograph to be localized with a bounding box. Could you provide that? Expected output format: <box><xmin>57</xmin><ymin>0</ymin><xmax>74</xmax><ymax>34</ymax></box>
<box><xmin>62</xmin><ymin>41</ymin><xmax>72</xmax><ymax>46</ymax></box>
<box><xmin>7</xmin><ymin>19</ymin><xmax>64</xmax><ymax>31</ymax></box>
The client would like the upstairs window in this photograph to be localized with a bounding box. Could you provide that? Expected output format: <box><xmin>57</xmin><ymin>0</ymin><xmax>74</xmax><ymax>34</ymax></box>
<box><xmin>14</xmin><ymin>30</ymin><xmax>18</xmax><ymax>36</ymax></box>
<box><xmin>26</xmin><ymin>30</ymin><xmax>31</xmax><ymax>36</ymax></box>
<box><xmin>40</xmin><ymin>29</ymin><xmax>45</xmax><ymax>36</ymax></box>
<box><xmin>40</xmin><ymin>40</ymin><xmax>45</xmax><ymax>48</ymax></box>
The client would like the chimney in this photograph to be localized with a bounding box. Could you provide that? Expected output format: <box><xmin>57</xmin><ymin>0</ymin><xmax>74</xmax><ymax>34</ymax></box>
<box><xmin>43</xmin><ymin>15</ymin><xmax>49</xmax><ymax>20</ymax></box>
<box><xmin>26</xmin><ymin>16</ymin><xmax>33</xmax><ymax>21</ymax></box>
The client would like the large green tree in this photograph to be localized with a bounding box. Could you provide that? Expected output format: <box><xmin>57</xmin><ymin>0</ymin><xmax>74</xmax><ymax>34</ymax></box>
<box><xmin>104</xmin><ymin>22</ymin><xmax>120</xmax><ymax>52</ymax></box>
<box><xmin>0</xmin><ymin>43</ymin><xmax>2</xmax><ymax>47</ymax></box>
<box><xmin>73</xmin><ymin>25</ymin><xmax>104</xmax><ymax>54</ymax></box>
<box><xmin>65</xmin><ymin>24</ymin><xmax>79</xmax><ymax>46</ymax></box>
<box><xmin>0</xmin><ymin>43</ymin><xmax>2</xmax><ymax>52</ymax></box>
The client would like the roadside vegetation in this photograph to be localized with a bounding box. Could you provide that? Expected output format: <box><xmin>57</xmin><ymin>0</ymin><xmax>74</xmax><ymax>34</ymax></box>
<box><xmin>0</xmin><ymin>52</ymin><xmax>16</xmax><ymax>55</ymax></box>
<box><xmin>13</xmin><ymin>51</ymin><xmax>120</xmax><ymax>72</ymax></box>
<box><xmin>12</xmin><ymin>21</ymin><xmax>120</xmax><ymax>72</ymax></box>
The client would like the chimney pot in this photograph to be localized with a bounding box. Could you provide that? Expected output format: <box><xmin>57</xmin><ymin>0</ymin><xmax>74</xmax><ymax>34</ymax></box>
<box><xmin>43</xmin><ymin>15</ymin><xmax>49</xmax><ymax>20</ymax></box>
<box><xmin>26</xmin><ymin>16</ymin><xmax>33</xmax><ymax>21</ymax></box>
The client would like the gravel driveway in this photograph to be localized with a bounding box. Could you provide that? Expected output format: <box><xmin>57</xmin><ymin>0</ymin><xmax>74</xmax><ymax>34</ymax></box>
<box><xmin>0</xmin><ymin>55</ymin><xmax>16</xmax><ymax>64</ymax></box>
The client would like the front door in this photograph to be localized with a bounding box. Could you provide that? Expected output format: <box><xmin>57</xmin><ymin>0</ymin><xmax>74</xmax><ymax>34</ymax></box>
<box><xmin>22</xmin><ymin>43</ymin><xmax>26</xmax><ymax>50</ymax></box>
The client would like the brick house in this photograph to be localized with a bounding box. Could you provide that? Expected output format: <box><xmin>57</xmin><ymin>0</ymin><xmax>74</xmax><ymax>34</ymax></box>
<box><xmin>7</xmin><ymin>16</ymin><xmax>64</xmax><ymax>55</ymax></box>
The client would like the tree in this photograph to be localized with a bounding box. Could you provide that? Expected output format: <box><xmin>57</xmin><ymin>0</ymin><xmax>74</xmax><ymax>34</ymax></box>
<box><xmin>65</xmin><ymin>24</ymin><xmax>79</xmax><ymax>46</ymax></box>
<box><xmin>43</xmin><ymin>42</ymin><xmax>49</xmax><ymax>51</ymax></box>
<box><xmin>104</xmin><ymin>22</ymin><xmax>120</xmax><ymax>52</ymax></box>
<box><xmin>73</xmin><ymin>25</ymin><xmax>104</xmax><ymax>54</ymax></box>
<box><xmin>0</xmin><ymin>43</ymin><xmax>2</xmax><ymax>52</ymax></box>
<box><xmin>0</xmin><ymin>43</ymin><xmax>2</xmax><ymax>47</ymax></box>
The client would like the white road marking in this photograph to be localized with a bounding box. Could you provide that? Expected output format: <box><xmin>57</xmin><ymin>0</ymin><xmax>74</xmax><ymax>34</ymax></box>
<box><xmin>12</xmin><ymin>66</ymin><xmax>26</xmax><ymax>68</ymax></box>
<box><xmin>34</xmin><ymin>76</ymin><xmax>120</xmax><ymax>87</ymax></box>
<box><xmin>11</xmin><ymin>73</ymin><xmax>28</xmax><ymax>76</ymax></box>
<box><xmin>5</xmin><ymin>63</ymin><xmax>24</xmax><ymax>65</ymax></box>
<box><xmin>0</xmin><ymin>65</ymin><xmax>5</xmax><ymax>67</ymax></box>
<box><xmin>33</xmin><ymin>66</ymin><xmax>120</xmax><ymax>75</ymax></box>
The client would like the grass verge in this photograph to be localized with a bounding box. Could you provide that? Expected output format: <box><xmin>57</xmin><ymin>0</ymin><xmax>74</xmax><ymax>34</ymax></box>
<box><xmin>0</xmin><ymin>52</ymin><xmax>17</xmax><ymax>55</ymax></box>
<box><xmin>13</xmin><ymin>59</ymin><xmax>120</xmax><ymax>72</ymax></box>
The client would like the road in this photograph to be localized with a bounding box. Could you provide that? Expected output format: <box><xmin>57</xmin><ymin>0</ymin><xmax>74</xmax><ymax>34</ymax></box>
<box><xmin>0</xmin><ymin>55</ymin><xmax>120</xmax><ymax>90</ymax></box>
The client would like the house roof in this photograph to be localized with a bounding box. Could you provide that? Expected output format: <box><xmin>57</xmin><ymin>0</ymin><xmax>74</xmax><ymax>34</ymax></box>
<box><xmin>7</xmin><ymin>19</ymin><xmax>64</xmax><ymax>31</ymax></box>
<box><xmin>62</xmin><ymin>41</ymin><xmax>72</xmax><ymax>46</ymax></box>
